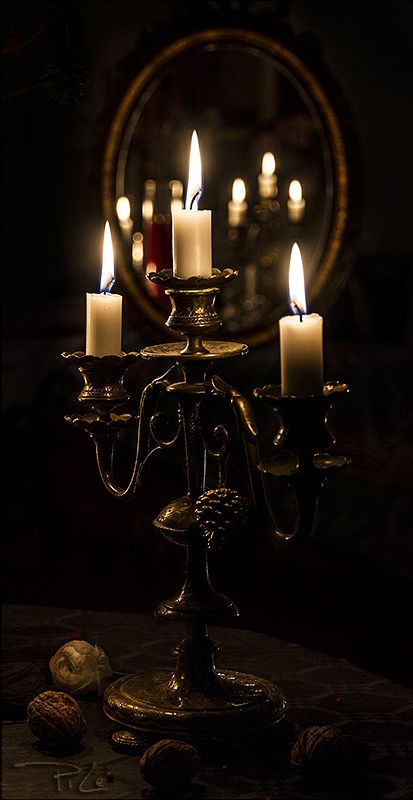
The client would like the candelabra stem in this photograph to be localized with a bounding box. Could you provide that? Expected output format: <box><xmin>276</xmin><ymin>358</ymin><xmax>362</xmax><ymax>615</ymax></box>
<box><xmin>169</xmin><ymin>619</ymin><xmax>222</xmax><ymax>699</ymax></box>
<box><xmin>167</xmin><ymin>367</ymin><xmax>208</xmax><ymax>498</ymax></box>
<box><xmin>184</xmin><ymin>534</ymin><xmax>212</xmax><ymax>603</ymax></box>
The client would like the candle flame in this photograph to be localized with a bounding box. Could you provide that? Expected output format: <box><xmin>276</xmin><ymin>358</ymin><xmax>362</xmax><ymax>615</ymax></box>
<box><xmin>232</xmin><ymin>178</ymin><xmax>246</xmax><ymax>204</ymax></box>
<box><xmin>289</xmin><ymin>180</ymin><xmax>302</xmax><ymax>203</ymax></box>
<box><xmin>289</xmin><ymin>243</ymin><xmax>307</xmax><ymax>315</ymax></box>
<box><xmin>185</xmin><ymin>130</ymin><xmax>202</xmax><ymax>210</ymax></box>
<box><xmin>116</xmin><ymin>196</ymin><xmax>131</xmax><ymax>222</ymax></box>
<box><xmin>100</xmin><ymin>221</ymin><xmax>115</xmax><ymax>293</ymax></box>
<box><xmin>262</xmin><ymin>152</ymin><xmax>276</xmax><ymax>176</ymax></box>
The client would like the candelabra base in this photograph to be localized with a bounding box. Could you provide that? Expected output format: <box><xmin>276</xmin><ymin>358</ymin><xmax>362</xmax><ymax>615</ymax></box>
<box><xmin>104</xmin><ymin>668</ymin><xmax>286</xmax><ymax>744</ymax></box>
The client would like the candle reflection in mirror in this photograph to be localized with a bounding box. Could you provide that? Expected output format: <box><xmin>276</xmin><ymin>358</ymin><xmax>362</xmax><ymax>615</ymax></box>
<box><xmin>142</xmin><ymin>180</ymin><xmax>156</xmax><ymax>224</ymax></box>
<box><xmin>116</xmin><ymin>196</ymin><xmax>134</xmax><ymax>241</ymax></box>
<box><xmin>279</xmin><ymin>243</ymin><xmax>323</xmax><ymax>397</ymax></box>
<box><xmin>228</xmin><ymin>178</ymin><xmax>248</xmax><ymax>228</ymax></box>
<box><xmin>170</xmin><ymin>180</ymin><xmax>184</xmax><ymax>214</ymax></box>
<box><xmin>287</xmin><ymin>180</ymin><xmax>305</xmax><ymax>223</ymax></box>
<box><xmin>258</xmin><ymin>152</ymin><xmax>277</xmax><ymax>199</ymax></box>
<box><xmin>132</xmin><ymin>231</ymin><xmax>144</xmax><ymax>268</ymax></box>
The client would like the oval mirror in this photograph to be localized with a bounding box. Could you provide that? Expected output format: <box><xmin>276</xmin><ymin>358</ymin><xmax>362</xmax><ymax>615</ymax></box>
<box><xmin>101</xmin><ymin>23</ymin><xmax>360</xmax><ymax>347</ymax></box>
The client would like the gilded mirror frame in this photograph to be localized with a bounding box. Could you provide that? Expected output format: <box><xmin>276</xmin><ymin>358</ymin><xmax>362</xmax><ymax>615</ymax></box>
<box><xmin>101</xmin><ymin>23</ymin><xmax>360</xmax><ymax>347</ymax></box>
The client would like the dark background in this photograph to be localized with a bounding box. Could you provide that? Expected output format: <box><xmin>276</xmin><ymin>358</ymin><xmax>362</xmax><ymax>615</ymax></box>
<box><xmin>2</xmin><ymin>1</ymin><xmax>413</xmax><ymax>685</ymax></box>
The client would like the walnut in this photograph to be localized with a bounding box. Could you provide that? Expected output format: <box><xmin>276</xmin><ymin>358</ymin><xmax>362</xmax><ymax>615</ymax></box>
<box><xmin>49</xmin><ymin>639</ymin><xmax>112</xmax><ymax>696</ymax></box>
<box><xmin>27</xmin><ymin>690</ymin><xmax>86</xmax><ymax>744</ymax></box>
<box><xmin>140</xmin><ymin>739</ymin><xmax>201</xmax><ymax>790</ymax></box>
<box><xmin>291</xmin><ymin>725</ymin><xmax>365</xmax><ymax>777</ymax></box>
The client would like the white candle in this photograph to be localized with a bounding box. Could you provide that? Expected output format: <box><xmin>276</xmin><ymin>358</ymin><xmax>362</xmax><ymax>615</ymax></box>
<box><xmin>172</xmin><ymin>130</ymin><xmax>212</xmax><ymax>278</ymax></box>
<box><xmin>86</xmin><ymin>221</ymin><xmax>123</xmax><ymax>356</ymax></box>
<box><xmin>228</xmin><ymin>178</ymin><xmax>248</xmax><ymax>227</ymax></box>
<box><xmin>116</xmin><ymin>196</ymin><xmax>133</xmax><ymax>240</ymax></box>
<box><xmin>279</xmin><ymin>243</ymin><xmax>323</xmax><ymax>396</ymax></box>
<box><xmin>287</xmin><ymin>180</ymin><xmax>306</xmax><ymax>223</ymax></box>
<box><xmin>258</xmin><ymin>152</ymin><xmax>277</xmax><ymax>199</ymax></box>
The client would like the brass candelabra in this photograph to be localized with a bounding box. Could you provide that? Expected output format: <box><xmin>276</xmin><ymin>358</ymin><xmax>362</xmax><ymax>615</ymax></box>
<box><xmin>63</xmin><ymin>266</ymin><xmax>349</xmax><ymax>750</ymax></box>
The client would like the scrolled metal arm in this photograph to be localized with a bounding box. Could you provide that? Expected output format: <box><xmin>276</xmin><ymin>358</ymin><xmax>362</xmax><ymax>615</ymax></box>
<box><xmin>254</xmin><ymin>382</ymin><xmax>350</xmax><ymax>544</ymax></box>
<box><xmin>63</xmin><ymin>352</ymin><xmax>184</xmax><ymax>499</ymax></box>
<box><xmin>94</xmin><ymin>365</ymin><xmax>182</xmax><ymax>498</ymax></box>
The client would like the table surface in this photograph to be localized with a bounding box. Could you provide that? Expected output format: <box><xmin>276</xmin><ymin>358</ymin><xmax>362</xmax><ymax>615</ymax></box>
<box><xmin>2</xmin><ymin>604</ymin><xmax>413</xmax><ymax>799</ymax></box>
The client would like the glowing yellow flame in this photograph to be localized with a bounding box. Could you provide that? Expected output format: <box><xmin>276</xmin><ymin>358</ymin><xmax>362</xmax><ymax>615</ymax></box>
<box><xmin>232</xmin><ymin>178</ymin><xmax>246</xmax><ymax>204</ymax></box>
<box><xmin>100</xmin><ymin>221</ymin><xmax>115</xmax><ymax>293</ymax></box>
<box><xmin>262</xmin><ymin>152</ymin><xmax>276</xmax><ymax>176</ymax></box>
<box><xmin>288</xmin><ymin>243</ymin><xmax>307</xmax><ymax>315</ymax></box>
<box><xmin>289</xmin><ymin>180</ymin><xmax>303</xmax><ymax>203</ymax></box>
<box><xmin>116</xmin><ymin>196</ymin><xmax>131</xmax><ymax>222</ymax></box>
<box><xmin>185</xmin><ymin>130</ymin><xmax>202</xmax><ymax>210</ymax></box>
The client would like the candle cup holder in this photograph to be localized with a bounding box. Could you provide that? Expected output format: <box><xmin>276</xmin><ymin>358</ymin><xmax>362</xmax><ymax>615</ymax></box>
<box><xmin>146</xmin><ymin>268</ymin><xmax>237</xmax><ymax>356</ymax></box>
<box><xmin>62</xmin><ymin>351</ymin><xmax>140</xmax><ymax>435</ymax></box>
<box><xmin>253</xmin><ymin>381</ymin><xmax>350</xmax><ymax>543</ymax></box>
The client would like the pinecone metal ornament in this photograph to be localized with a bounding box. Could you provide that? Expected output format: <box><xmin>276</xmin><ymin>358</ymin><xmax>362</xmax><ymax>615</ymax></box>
<box><xmin>195</xmin><ymin>488</ymin><xmax>248</xmax><ymax>548</ymax></box>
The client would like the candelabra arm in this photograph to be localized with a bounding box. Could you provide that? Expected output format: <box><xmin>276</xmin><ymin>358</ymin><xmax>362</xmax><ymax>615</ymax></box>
<box><xmin>210</xmin><ymin>374</ymin><xmax>262</xmax><ymax>503</ymax></box>
<box><xmin>254</xmin><ymin>382</ymin><xmax>350</xmax><ymax>544</ymax></box>
<box><xmin>63</xmin><ymin>352</ymin><xmax>183</xmax><ymax>499</ymax></box>
<box><xmin>95</xmin><ymin>364</ymin><xmax>183</xmax><ymax>498</ymax></box>
<box><xmin>211</xmin><ymin>375</ymin><xmax>258</xmax><ymax>440</ymax></box>
<box><xmin>259</xmin><ymin>457</ymin><xmax>320</xmax><ymax>545</ymax></box>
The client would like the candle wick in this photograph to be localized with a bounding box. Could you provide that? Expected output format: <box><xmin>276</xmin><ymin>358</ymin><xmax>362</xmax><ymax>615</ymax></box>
<box><xmin>189</xmin><ymin>187</ymin><xmax>202</xmax><ymax>210</ymax></box>
<box><xmin>101</xmin><ymin>277</ymin><xmax>115</xmax><ymax>294</ymax></box>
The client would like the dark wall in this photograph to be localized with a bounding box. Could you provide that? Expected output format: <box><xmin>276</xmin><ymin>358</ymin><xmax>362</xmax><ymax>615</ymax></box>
<box><xmin>2</xmin><ymin>2</ymin><xmax>413</xmax><ymax>684</ymax></box>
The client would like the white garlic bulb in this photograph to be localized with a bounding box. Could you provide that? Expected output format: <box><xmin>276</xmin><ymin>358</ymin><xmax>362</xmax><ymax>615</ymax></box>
<box><xmin>49</xmin><ymin>640</ymin><xmax>112</xmax><ymax>696</ymax></box>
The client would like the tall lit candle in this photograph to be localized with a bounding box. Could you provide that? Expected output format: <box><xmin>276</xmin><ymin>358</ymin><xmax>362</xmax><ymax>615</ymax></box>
<box><xmin>287</xmin><ymin>180</ymin><xmax>306</xmax><ymax>223</ymax></box>
<box><xmin>258</xmin><ymin>152</ymin><xmax>277</xmax><ymax>199</ymax></box>
<box><xmin>172</xmin><ymin>130</ymin><xmax>212</xmax><ymax>278</ymax></box>
<box><xmin>279</xmin><ymin>243</ymin><xmax>323</xmax><ymax>396</ymax></box>
<box><xmin>86</xmin><ymin>221</ymin><xmax>123</xmax><ymax>356</ymax></box>
<box><xmin>228</xmin><ymin>178</ymin><xmax>247</xmax><ymax>227</ymax></box>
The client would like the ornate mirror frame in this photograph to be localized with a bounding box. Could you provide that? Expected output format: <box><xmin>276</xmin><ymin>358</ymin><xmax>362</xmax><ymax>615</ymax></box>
<box><xmin>100</xmin><ymin>13</ymin><xmax>361</xmax><ymax>348</ymax></box>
